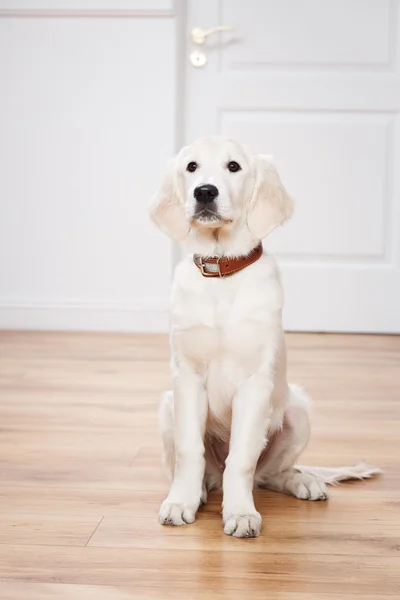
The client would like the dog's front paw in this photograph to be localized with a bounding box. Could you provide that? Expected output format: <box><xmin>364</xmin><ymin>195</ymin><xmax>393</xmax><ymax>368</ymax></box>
<box><xmin>159</xmin><ymin>500</ymin><xmax>197</xmax><ymax>526</ymax></box>
<box><xmin>223</xmin><ymin>511</ymin><xmax>262</xmax><ymax>538</ymax></box>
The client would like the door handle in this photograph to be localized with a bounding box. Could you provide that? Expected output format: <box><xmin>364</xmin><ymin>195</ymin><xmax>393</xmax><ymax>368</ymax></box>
<box><xmin>191</xmin><ymin>25</ymin><xmax>234</xmax><ymax>45</ymax></box>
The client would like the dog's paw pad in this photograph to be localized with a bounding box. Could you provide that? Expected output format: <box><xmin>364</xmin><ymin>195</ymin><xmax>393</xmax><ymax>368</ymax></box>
<box><xmin>159</xmin><ymin>501</ymin><xmax>196</xmax><ymax>526</ymax></box>
<box><xmin>223</xmin><ymin>512</ymin><xmax>262</xmax><ymax>538</ymax></box>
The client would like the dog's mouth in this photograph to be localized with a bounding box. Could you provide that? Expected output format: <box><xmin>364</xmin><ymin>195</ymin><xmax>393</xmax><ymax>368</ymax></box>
<box><xmin>192</xmin><ymin>207</ymin><xmax>222</xmax><ymax>225</ymax></box>
<box><xmin>192</xmin><ymin>203</ymin><xmax>230</xmax><ymax>228</ymax></box>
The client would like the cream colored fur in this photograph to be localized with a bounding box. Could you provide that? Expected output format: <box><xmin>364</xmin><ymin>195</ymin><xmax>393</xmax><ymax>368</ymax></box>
<box><xmin>150</xmin><ymin>136</ymin><xmax>381</xmax><ymax>538</ymax></box>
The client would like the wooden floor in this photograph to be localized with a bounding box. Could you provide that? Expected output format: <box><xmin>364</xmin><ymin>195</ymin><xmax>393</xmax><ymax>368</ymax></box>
<box><xmin>0</xmin><ymin>332</ymin><xmax>399</xmax><ymax>600</ymax></box>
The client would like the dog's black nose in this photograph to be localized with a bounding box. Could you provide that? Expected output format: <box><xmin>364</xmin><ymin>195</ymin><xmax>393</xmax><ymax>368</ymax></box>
<box><xmin>194</xmin><ymin>184</ymin><xmax>219</xmax><ymax>203</ymax></box>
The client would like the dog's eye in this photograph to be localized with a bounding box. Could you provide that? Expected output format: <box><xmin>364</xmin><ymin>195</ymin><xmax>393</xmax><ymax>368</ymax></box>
<box><xmin>227</xmin><ymin>161</ymin><xmax>241</xmax><ymax>173</ymax></box>
<box><xmin>186</xmin><ymin>161</ymin><xmax>198</xmax><ymax>173</ymax></box>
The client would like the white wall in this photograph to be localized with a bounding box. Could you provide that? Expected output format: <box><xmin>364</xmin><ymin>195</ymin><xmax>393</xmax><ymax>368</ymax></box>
<box><xmin>0</xmin><ymin>1</ymin><xmax>176</xmax><ymax>331</ymax></box>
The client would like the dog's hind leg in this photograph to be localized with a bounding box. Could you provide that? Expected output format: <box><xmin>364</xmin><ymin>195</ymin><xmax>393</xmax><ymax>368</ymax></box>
<box><xmin>255</xmin><ymin>384</ymin><xmax>381</xmax><ymax>499</ymax></box>
<box><xmin>255</xmin><ymin>384</ymin><xmax>329</xmax><ymax>500</ymax></box>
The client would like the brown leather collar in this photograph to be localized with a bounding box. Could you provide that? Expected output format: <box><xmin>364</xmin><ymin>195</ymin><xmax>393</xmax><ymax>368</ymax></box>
<box><xmin>193</xmin><ymin>243</ymin><xmax>263</xmax><ymax>278</ymax></box>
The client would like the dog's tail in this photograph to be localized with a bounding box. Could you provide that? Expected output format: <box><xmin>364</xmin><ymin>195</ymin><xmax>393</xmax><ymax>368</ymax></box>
<box><xmin>295</xmin><ymin>461</ymin><xmax>382</xmax><ymax>485</ymax></box>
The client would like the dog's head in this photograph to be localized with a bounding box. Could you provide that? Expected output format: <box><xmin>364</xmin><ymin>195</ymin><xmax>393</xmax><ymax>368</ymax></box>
<box><xmin>150</xmin><ymin>136</ymin><xmax>293</xmax><ymax>242</ymax></box>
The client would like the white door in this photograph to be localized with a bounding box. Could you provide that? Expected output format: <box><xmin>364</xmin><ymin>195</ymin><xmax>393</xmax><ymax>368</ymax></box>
<box><xmin>184</xmin><ymin>0</ymin><xmax>400</xmax><ymax>333</ymax></box>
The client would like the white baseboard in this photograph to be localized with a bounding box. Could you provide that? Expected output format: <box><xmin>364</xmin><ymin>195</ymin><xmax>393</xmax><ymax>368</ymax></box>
<box><xmin>0</xmin><ymin>299</ymin><xmax>169</xmax><ymax>333</ymax></box>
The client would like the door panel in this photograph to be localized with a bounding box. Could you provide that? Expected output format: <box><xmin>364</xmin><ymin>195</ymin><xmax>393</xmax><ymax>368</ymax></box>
<box><xmin>221</xmin><ymin>0</ymin><xmax>392</xmax><ymax>69</ymax></box>
<box><xmin>185</xmin><ymin>0</ymin><xmax>400</xmax><ymax>332</ymax></box>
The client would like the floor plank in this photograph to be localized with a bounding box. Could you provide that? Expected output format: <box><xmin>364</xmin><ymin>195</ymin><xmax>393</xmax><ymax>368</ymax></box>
<box><xmin>0</xmin><ymin>514</ymin><xmax>100</xmax><ymax>547</ymax></box>
<box><xmin>88</xmin><ymin>513</ymin><xmax>400</xmax><ymax>556</ymax></box>
<box><xmin>1</xmin><ymin>582</ymin><xmax>395</xmax><ymax>600</ymax></box>
<box><xmin>1</xmin><ymin>545</ymin><xmax>399</xmax><ymax>594</ymax></box>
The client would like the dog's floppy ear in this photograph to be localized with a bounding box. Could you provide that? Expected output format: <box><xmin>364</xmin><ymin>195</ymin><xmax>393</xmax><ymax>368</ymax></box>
<box><xmin>246</xmin><ymin>154</ymin><xmax>294</xmax><ymax>239</ymax></box>
<box><xmin>149</xmin><ymin>158</ymin><xmax>190</xmax><ymax>241</ymax></box>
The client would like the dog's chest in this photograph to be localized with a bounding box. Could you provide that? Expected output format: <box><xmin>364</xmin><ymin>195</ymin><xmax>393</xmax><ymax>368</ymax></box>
<box><xmin>175</xmin><ymin>318</ymin><xmax>264</xmax><ymax>368</ymax></box>
<box><xmin>177</xmin><ymin>320</ymin><xmax>263</xmax><ymax>425</ymax></box>
<box><xmin>171</xmin><ymin>257</ymin><xmax>282</xmax><ymax>421</ymax></box>
<box><xmin>172</xmin><ymin>280</ymin><xmax>270</xmax><ymax>420</ymax></box>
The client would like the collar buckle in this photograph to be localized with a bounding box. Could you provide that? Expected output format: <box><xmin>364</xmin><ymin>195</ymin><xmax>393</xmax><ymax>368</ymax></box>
<box><xmin>197</xmin><ymin>256</ymin><xmax>223</xmax><ymax>278</ymax></box>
